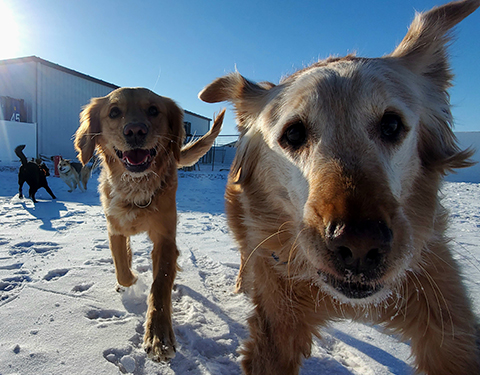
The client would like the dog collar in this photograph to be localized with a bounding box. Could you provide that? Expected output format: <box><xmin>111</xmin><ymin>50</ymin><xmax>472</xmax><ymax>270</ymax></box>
<box><xmin>134</xmin><ymin>196</ymin><xmax>153</xmax><ymax>209</ymax></box>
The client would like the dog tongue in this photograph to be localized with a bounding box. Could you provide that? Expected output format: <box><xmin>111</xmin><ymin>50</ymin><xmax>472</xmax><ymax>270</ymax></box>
<box><xmin>123</xmin><ymin>149</ymin><xmax>150</xmax><ymax>165</ymax></box>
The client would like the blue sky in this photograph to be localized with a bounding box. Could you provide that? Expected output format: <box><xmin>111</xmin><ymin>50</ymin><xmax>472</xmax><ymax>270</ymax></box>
<box><xmin>1</xmin><ymin>0</ymin><xmax>479</xmax><ymax>136</ymax></box>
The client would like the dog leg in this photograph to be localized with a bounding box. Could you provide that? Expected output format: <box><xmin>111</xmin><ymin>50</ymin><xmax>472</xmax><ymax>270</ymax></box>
<box><xmin>29</xmin><ymin>186</ymin><xmax>38</xmax><ymax>203</ymax></box>
<box><xmin>44</xmin><ymin>185</ymin><xmax>56</xmax><ymax>200</ymax></box>
<box><xmin>108</xmin><ymin>234</ymin><xmax>137</xmax><ymax>287</ymax></box>
<box><xmin>143</xmin><ymin>231</ymin><xmax>178</xmax><ymax>362</ymax></box>
<box><xmin>66</xmin><ymin>180</ymin><xmax>74</xmax><ymax>192</ymax></box>
<box><xmin>385</xmin><ymin>246</ymin><xmax>480</xmax><ymax>374</ymax></box>
<box><xmin>18</xmin><ymin>179</ymin><xmax>24</xmax><ymax>199</ymax></box>
<box><xmin>241</xmin><ymin>259</ymin><xmax>318</xmax><ymax>375</ymax></box>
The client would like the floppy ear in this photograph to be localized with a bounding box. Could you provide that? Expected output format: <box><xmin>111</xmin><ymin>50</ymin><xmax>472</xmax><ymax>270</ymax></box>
<box><xmin>75</xmin><ymin>97</ymin><xmax>104</xmax><ymax>165</ymax></box>
<box><xmin>388</xmin><ymin>0</ymin><xmax>479</xmax><ymax>173</ymax></box>
<box><xmin>165</xmin><ymin>98</ymin><xmax>185</xmax><ymax>163</ymax></box>
<box><xmin>199</xmin><ymin>72</ymin><xmax>274</xmax><ymax>129</ymax></box>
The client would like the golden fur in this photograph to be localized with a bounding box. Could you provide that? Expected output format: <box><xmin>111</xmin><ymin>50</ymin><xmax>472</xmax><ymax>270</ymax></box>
<box><xmin>74</xmin><ymin>87</ymin><xmax>224</xmax><ymax>361</ymax></box>
<box><xmin>199</xmin><ymin>1</ymin><xmax>480</xmax><ymax>374</ymax></box>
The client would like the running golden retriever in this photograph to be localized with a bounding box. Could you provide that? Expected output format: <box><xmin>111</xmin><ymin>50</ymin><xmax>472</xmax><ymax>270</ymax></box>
<box><xmin>75</xmin><ymin>87</ymin><xmax>224</xmax><ymax>361</ymax></box>
<box><xmin>200</xmin><ymin>1</ymin><xmax>480</xmax><ymax>374</ymax></box>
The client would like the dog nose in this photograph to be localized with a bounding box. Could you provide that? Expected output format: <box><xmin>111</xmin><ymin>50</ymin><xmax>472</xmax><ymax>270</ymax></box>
<box><xmin>326</xmin><ymin>220</ymin><xmax>392</xmax><ymax>276</ymax></box>
<box><xmin>123</xmin><ymin>122</ymin><xmax>148</xmax><ymax>146</ymax></box>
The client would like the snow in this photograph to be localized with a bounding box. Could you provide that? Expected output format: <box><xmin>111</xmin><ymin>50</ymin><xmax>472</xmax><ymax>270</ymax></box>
<box><xmin>0</xmin><ymin>164</ymin><xmax>479</xmax><ymax>375</ymax></box>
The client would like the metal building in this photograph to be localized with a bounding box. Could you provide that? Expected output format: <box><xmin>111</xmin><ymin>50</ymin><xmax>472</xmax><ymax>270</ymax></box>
<box><xmin>0</xmin><ymin>56</ymin><xmax>212</xmax><ymax>163</ymax></box>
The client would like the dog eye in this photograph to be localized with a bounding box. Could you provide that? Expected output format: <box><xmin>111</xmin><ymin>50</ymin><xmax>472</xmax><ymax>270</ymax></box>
<box><xmin>380</xmin><ymin>113</ymin><xmax>404</xmax><ymax>142</ymax></box>
<box><xmin>280</xmin><ymin>121</ymin><xmax>307</xmax><ymax>150</ymax></box>
<box><xmin>148</xmin><ymin>106</ymin><xmax>159</xmax><ymax>117</ymax></box>
<box><xmin>109</xmin><ymin>107</ymin><xmax>121</xmax><ymax>119</ymax></box>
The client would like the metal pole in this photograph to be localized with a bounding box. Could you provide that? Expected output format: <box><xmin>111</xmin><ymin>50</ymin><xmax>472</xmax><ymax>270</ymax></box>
<box><xmin>212</xmin><ymin>140</ymin><xmax>216</xmax><ymax>171</ymax></box>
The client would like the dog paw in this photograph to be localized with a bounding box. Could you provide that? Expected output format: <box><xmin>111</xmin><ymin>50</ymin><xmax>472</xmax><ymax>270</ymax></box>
<box><xmin>115</xmin><ymin>283</ymin><xmax>126</xmax><ymax>293</ymax></box>
<box><xmin>143</xmin><ymin>331</ymin><xmax>176</xmax><ymax>362</ymax></box>
<box><xmin>116</xmin><ymin>272</ymin><xmax>138</xmax><ymax>289</ymax></box>
<box><xmin>115</xmin><ymin>275</ymin><xmax>138</xmax><ymax>292</ymax></box>
<box><xmin>143</xmin><ymin>336</ymin><xmax>177</xmax><ymax>362</ymax></box>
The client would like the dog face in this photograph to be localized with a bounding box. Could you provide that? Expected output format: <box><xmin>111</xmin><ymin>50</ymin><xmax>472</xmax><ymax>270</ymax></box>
<box><xmin>200</xmin><ymin>4</ymin><xmax>475</xmax><ymax>303</ymax></box>
<box><xmin>57</xmin><ymin>159</ymin><xmax>72</xmax><ymax>174</ymax></box>
<box><xmin>75</xmin><ymin>88</ymin><xmax>185</xmax><ymax>176</ymax></box>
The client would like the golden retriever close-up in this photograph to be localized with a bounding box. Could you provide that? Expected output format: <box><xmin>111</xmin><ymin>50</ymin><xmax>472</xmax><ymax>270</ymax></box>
<box><xmin>74</xmin><ymin>87</ymin><xmax>224</xmax><ymax>361</ymax></box>
<box><xmin>200</xmin><ymin>1</ymin><xmax>480</xmax><ymax>374</ymax></box>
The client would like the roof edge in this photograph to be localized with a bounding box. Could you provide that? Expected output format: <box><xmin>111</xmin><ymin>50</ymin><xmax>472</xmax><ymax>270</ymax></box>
<box><xmin>0</xmin><ymin>56</ymin><xmax>119</xmax><ymax>90</ymax></box>
<box><xmin>184</xmin><ymin>109</ymin><xmax>211</xmax><ymax>121</ymax></box>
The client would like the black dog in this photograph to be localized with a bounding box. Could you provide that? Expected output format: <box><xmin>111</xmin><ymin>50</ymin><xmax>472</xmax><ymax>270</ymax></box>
<box><xmin>15</xmin><ymin>145</ymin><xmax>56</xmax><ymax>203</ymax></box>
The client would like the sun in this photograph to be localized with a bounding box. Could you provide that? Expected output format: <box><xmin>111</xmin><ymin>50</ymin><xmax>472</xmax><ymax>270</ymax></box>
<box><xmin>0</xmin><ymin>2</ymin><xmax>21</xmax><ymax>59</ymax></box>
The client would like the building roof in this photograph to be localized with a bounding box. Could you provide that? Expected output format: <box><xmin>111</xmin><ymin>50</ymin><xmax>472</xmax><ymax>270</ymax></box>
<box><xmin>184</xmin><ymin>110</ymin><xmax>211</xmax><ymax>122</ymax></box>
<box><xmin>0</xmin><ymin>56</ymin><xmax>211</xmax><ymax>121</ymax></box>
<box><xmin>0</xmin><ymin>55</ymin><xmax>119</xmax><ymax>90</ymax></box>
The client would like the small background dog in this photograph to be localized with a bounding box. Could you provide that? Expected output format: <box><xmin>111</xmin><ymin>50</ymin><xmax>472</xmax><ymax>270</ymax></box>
<box><xmin>200</xmin><ymin>0</ymin><xmax>480</xmax><ymax>374</ymax></box>
<box><xmin>15</xmin><ymin>145</ymin><xmax>56</xmax><ymax>203</ymax></box>
<box><xmin>57</xmin><ymin>157</ymin><xmax>91</xmax><ymax>192</ymax></box>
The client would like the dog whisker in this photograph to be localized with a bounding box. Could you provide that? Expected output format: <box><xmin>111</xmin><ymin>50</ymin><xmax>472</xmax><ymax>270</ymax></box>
<box><xmin>450</xmin><ymin>239</ymin><xmax>480</xmax><ymax>274</ymax></box>
<box><xmin>236</xmin><ymin>228</ymin><xmax>291</xmax><ymax>284</ymax></box>
<box><xmin>419</xmin><ymin>263</ymin><xmax>455</xmax><ymax>345</ymax></box>
<box><xmin>410</xmin><ymin>271</ymin><xmax>432</xmax><ymax>337</ymax></box>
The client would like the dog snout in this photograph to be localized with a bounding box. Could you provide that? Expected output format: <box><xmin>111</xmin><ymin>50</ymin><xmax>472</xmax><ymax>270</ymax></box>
<box><xmin>326</xmin><ymin>220</ymin><xmax>392</xmax><ymax>276</ymax></box>
<box><xmin>123</xmin><ymin>122</ymin><xmax>148</xmax><ymax>147</ymax></box>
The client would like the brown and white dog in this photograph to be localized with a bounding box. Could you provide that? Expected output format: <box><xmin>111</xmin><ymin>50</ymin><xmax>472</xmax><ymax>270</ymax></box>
<box><xmin>57</xmin><ymin>158</ymin><xmax>91</xmax><ymax>192</ymax></box>
<box><xmin>74</xmin><ymin>87</ymin><xmax>224</xmax><ymax>361</ymax></box>
<box><xmin>200</xmin><ymin>1</ymin><xmax>480</xmax><ymax>374</ymax></box>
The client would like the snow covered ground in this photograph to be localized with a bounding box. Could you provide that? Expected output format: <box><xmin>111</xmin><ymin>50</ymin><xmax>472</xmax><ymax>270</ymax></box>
<box><xmin>0</xmin><ymin>164</ymin><xmax>479</xmax><ymax>375</ymax></box>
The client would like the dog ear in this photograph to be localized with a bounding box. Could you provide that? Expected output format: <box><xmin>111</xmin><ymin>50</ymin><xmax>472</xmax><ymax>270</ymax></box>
<box><xmin>389</xmin><ymin>0</ymin><xmax>479</xmax><ymax>173</ymax></box>
<box><xmin>75</xmin><ymin>97</ymin><xmax>104</xmax><ymax>165</ymax></box>
<box><xmin>199</xmin><ymin>72</ymin><xmax>274</xmax><ymax>129</ymax></box>
<box><xmin>389</xmin><ymin>0</ymin><xmax>479</xmax><ymax>75</ymax></box>
<box><xmin>165</xmin><ymin>98</ymin><xmax>185</xmax><ymax>163</ymax></box>
<box><xmin>418</xmin><ymin>120</ymin><xmax>476</xmax><ymax>174</ymax></box>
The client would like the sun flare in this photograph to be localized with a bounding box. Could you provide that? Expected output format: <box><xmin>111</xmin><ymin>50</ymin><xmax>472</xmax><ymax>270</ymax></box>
<box><xmin>0</xmin><ymin>2</ymin><xmax>21</xmax><ymax>59</ymax></box>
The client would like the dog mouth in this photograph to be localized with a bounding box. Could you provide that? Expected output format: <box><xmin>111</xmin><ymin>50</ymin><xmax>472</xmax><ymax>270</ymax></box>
<box><xmin>318</xmin><ymin>270</ymin><xmax>384</xmax><ymax>299</ymax></box>
<box><xmin>114</xmin><ymin>147</ymin><xmax>157</xmax><ymax>173</ymax></box>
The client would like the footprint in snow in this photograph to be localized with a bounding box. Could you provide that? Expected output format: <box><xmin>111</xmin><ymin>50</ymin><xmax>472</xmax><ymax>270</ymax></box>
<box><xmin>71</xmin><ymin>282</ymin><xmax>94</xmax><ymax>293</ymax></box>
<box><xmin>83</xmin><ymin>257</ymin><xmax>113</xmax><ymax>266</ymax></box>
<box><xmin>93</xmin><ymin>242</ymin><xmax>109</xmax><ymax>251</ymax></box>
<box><xmin>85</xmin><ymin>308</ymin><xmax>126</xmax><ymax>320</ymax></box>
<box><xmin>43</xmin><ymin>268</ymin><xmax>69</xmax><ymax>281</ymax></box>
<box><xmin>103</xmin><ymin>347</ymin><xmax>141</xmax><ymax>374</ymax></box>
<box><xmin>0</xmin><ymin>262</ymin><xmax>24</xmax><ymax>270</ymax></box>
<box><xmin>10</xmin><ymin>241</ymin><xmax>60</xmax><ymax>256</ymax></box>
<box><xmin>0</xmin><ymin>274</ymin><xmax>32</xmax><ymax>303</ymax></box>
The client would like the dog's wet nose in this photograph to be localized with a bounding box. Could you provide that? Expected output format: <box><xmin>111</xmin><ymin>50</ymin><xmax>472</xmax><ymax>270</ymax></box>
<box><xmin>123</xmin><ymin>122</ymin><xmax>148</xmax><ymax>147</ymax></box>
<box><xmin>326</xmin><ymin>220</ymin><xmax>392</xmax><ymax>276</ymax></box>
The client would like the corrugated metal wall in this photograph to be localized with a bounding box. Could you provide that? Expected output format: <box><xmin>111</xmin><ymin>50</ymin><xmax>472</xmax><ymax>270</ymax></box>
<box><xmin>36</xmin><ymin>63</ymin><xmax>114</xmax><ymax>159</ymax></box>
